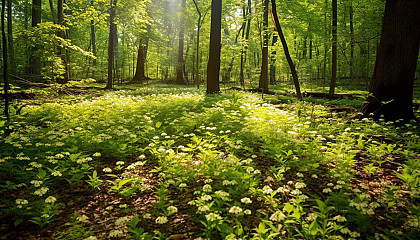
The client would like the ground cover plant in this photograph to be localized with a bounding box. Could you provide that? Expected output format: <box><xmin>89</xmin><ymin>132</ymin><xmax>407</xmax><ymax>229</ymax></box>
<box><xmin>0</xmin><ymin>83</ymin><xmax>419</xmax><ymax>239</ymax></box>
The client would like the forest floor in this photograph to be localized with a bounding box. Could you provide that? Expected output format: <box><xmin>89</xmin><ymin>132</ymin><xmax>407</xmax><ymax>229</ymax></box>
<box><xmin>0</xmin><ymin>82</ymin><xmax>419</xmax><ymax>239</ymax></box>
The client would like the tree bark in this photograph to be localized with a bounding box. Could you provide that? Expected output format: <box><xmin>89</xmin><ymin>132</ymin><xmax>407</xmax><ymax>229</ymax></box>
<box><xmin>29</xmin><ymin>0</ymin><xmax>41</xmax><ymax>76</ymax></box>
<box><xmin>329</xmin><ymin>0</ymin><xmax>337</xmax><ymax>96</ymax></box>
<box><xmin>270</xmin><ymin>0</ymin><xmax>302</xmax><ymax>100</ymax></box>
<box><xmin>106</xmin><ymin>0</ymin><xmax>117</xmax><ymax>89</ymax></box>
<box><xmin>57</xmin><ymin>0</ymin><xmax>69</xmax><ymax>83</ymax></box>
<box><xmin>259</xmin><ymin>0</ymin><xmax>269</xmax><ymax>91</ymax></box>
<box><xmin>7</xmin><ymin>0</ymin><xmax>15</xmax><ymax>75</ymax></box>
<box><xmin>192</xmin><ymin>0</ymin><xmax>201</xmax><ymax>89</ymax></box>
<box><xmin>90</xmin><ymin>0</ymin><xmax>96</xmax><ymax>77</ymax></box>
<box><xmin>206</xmin><ymin>0</ymin><xmax>222</xmax><ymax>94</ymax></box>
<box><xmin>361</xmin><ymin>0</ymin><xmax>420</xmax><ymax>121</ymax></box>
<box><xmin>2</xmin><ymin>0</ymin><xmax>10</xmax><ymax>133</ymax></box>
<box><xmin>349</xmin><ymin>0</ymin><xmax>354</xmax><ymax>81</ymax></box>
<box><xmin>132</xmin><ymin>42</ymin><xmax>146</xmax><ymax>82</ymax></box>
<box><xmin>270</xmin><ymin>34</ymin><xmax>278</xmax><ymax>84</ymax></box>
<box><xmin>240</xmin><ymin>0</ymin><xmax>251</xmax><ymax>88</ymax></box>
<box><xmin>176</xmin><ymin>0</ymin><xmax>186</xmax><ymax>84</ymax></box>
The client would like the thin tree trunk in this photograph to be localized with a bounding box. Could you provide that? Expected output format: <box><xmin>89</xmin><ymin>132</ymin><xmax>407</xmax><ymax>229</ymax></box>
<box><xmin>259</xmin><ymin>0</ymin><xmax>269</xmax><ymax>91</ymax></box>
<box><xmin>7</xmin><ymin>0</ymin><xmax>15</xmax><ymax>75</ymax></box>
<box><xmin>270</xmin><ymin>34</ymin><xmax>278</xmax><ymax>84</ymax></box>
<box><xmin>57</xmin><ymin>0</ymin><xmax>69</xmax><ymax>83</ymax></box>
<box><xmin>106</xmin><ymin>0</ymin><xmax>117</xmax><ymax>89</ymax></box>
<box><xmin>176</xmin><ymin>0</ymin><xmax>186</xmax><ymax>84</ymax></box>
<box><xmin>49</xmin><ymin>0</ymin><xmax>55</xmax><ymax>23</ymax></box>
<box><xmin>329</xmin><ymin>0</ymin><xmax>337</xmax><ymax>96</ymax></box>
<box><xmin>206</xmin><ymin>0</ymin><xmax>222</xmax><ymax>93</ymax></box>
<box><xmin>30</xmin><ymin>0</ymin><xmax>41</xmax><ymax>76</ymax></box>
<box><xmin>349</xmin><ymin>0</ymin><xmax>354</xmax><ymax>81</ymax></box>
<box><xmin>2</xmin><ymin>0</ymin><xmax>11</xmax><ymax>135</ymax></box>
<box><xmin>270</xmin><ymin>0</ymin><xmax>302</xmax><ymax>100</ymax></box>
<box><xmin>192</xmin><ymin>0</ymin><xmax>201</xmax><ymax>89</ymax></box>
<box><xmin>240</xmin><ymin>0</ymin><xmax>251</xmax><ymax>88</ymax></box>
<box><xmin>91</xmin><ymin>0</ymin><xmax>96</xmax><ymax>77</ymax></box>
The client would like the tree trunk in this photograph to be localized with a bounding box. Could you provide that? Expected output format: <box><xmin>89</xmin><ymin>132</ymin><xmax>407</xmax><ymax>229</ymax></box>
<box><xmin>176</xmin><ymin>0</ymin><xmax>186</xmax><ymax>84</ymax></box>
<box><xmin>349</xmin><ymin>0</ymin><xmax>354</xmax><ymax>81</ymax></box>
<box><xmin>106</xmin><ymin>0</ymin><xmax>117</xmax><ymax>89</ymax></box>
<box><xmin>7</xmin><ymin>0</ymin><xmax>15</xmax><ymax>75</ymax></box>
<box><xmin>90</xmin><ymin>0</ymin><xmax>96</xmax><ymax>77</ymax></box>
<box><xmin>2</xmin><ymin>0</ymin><xmax>10</xmax><ymax>135</ymax></box>
<box><xmin>49</xmin><ymin>0</ymin><xmax>55</xmax><ymax>23</ymax></box>
<box><xmin>329</xmin><ymin>0</ymin><xmax>337</xmax><ymax>96</ymax></box>
<box><xmin>270</xmin><ymin>0</ymin><xmax>302</xmax><ymax>100</ymax></box>
<box><xmin>240</xmin><ymin>0</ymin><xmax>251</xmax><ymax>88</ymax></box>
<box><xmin>270</xmin><ymin>35</ymin><xmax>278</xmax><ymax>84</ymax></box>
<box><xmin>29</xmin><ymin>0</ymin><xmax>41</xmax><ymax>76</ymax></box>
<box><xmin>206</xmin><ymin>0</ymin><xmax>222</xmax><ymax>94</ymax></box>
<box><xmin>192</xmin><ymin>0</ymin><xmax>201</xmax><ymax>89</ymax></box>
<box><xmin>361</xmin><ymin>0</ymin><xmax>420</xmax><ymax>121</ymax></box>
<box><xmin>259</xmin><ymin>0</ymin><xmax>269</xmax><ymax>91</ymax></box>
<box><xmin>132</xmin><ymin>42</ymin><xmax>146</xmax><ymax>82</ymax></box>
<box><xmin>57</xmin><ymin>0</ymin><xmax>69</xmax><ymax>83</ymax></box>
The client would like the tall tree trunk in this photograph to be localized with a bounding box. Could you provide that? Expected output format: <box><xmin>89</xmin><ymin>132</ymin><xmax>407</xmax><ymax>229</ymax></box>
<box><xmin>349</xmin><ymin>0</ymin><xmax>354</xmax><ymax>82</ymax></box>
<box><xmin>361</xmin><ymin>0</ymin><xmax>419</xmax><ymax>121</ymax></box>
<box><xmin>57</xmin><ymin>0</ymin><xmax>69</xmax><ymax>83</ymax></box>
<box><xmin>106</xmin><ymin>0</ymin><xmax>117</xmax><ymax>89</ymax></box>
<box><xmin>329</xmin><ymin>0</ymin><xmax>337</xmax><ymax>96</ymax></box>
<box><xmin>29</xmin><ymin>0</ymin><xmax>41</xmax><ymax>76</ymax></box>
<box><xmin>132</xmin><ymin>42</ymin><xmax>145</xmax><ymax>82</ymax></box>
<box><xmin>192</xmin><ymin>0</ymin><xmax>201</xmax><ymax>89</ymax></box>
<box><xmin>323</xmin><ymin>0</ymin><xmax>328</xmax><ymax>86</ymax></box>
<box><xmin>270</xmin><ymin>0</ymin><xmax>302</xmax><ymax>100</ymax></box>
<box><xmin>206</xmin><ymin>0</ymin><xmax>222</xmax><ymax>93</ymax></box>
<box><xmin>259</xmin><ymin>0</ymin><xmax>269</xmax><ymax>91</ymax></box>
<box><xmin>7</xmin><ymin>0</ymin><xmax>15</xmax><ymax>75</ymax></box>
<box><xmin>49</xmin><ymin>0</ymin><xmax>55</xmax><ymax>23</ymax></box>
<box><xmin>270</xmin><ymin>34</ymin><xmax>278</xmax><ymax>84</ymax></box>
<box><xmin>90</xmin><ymin>0</ymin><xmax>96</xmax><ymax>77</ymax></box>
<box><xmin>240</xmin><ymin>0</ymin><xmax>251</xmax><ymax>88</ymax></box>
<box><xmin>176</xmin><ymin>0</ymin><xmax>186</xmax><ymax>84</ymax></box>
<box><xmin>2</xmin><ymin>0</ymin><xmax>10</xmax><ymax>135</ymax></box>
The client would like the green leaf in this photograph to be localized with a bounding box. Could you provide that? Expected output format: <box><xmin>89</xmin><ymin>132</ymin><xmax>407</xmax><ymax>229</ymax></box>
<box><xmin>155</xmin><ymin>122</ymin><xmax>162</xmax><ymax>128</ymax></box>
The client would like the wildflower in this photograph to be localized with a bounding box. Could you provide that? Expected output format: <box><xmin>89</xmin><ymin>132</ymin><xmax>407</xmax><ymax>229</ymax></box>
<box><xmin>311</xmin><ymin>174</ymin><xmax>318</xmax><ymax>179</ymax></box>
<box><xmin>33</xmin><ymin>187</ymin><xmax>49</xmax><ymax>196</ymax></box>
<box><xmin>29</xmin><ymin>162</ymin><xmax>42</xmax><ymax>168</ymax></box>
<box><xmin>201</xmin><ymin>194</ymin><xmax>212</xmax><ymax>201</ymax></box>
<box><xmin>77</xmin><ymin>215</ymin><xmax>89</xmax><ymax>222</ymax></box>
<box><xmin>106</xmin><ymin>206</ymin><xmax>114</xmax><ymax>211</ymax></box>
<box><xmin>116</xmin><ymin>161</ymin><xmax>125</xmax><ymax>165</ymax></box>
<box><xmin>295</xmin><ymin>182</ymin><xmax>306</xmax><ymax>189</ymax></box>
<box><xmin>45</xmin><ymin>196</ymin><xmax>57</xmax><ymax>204</ymax></box>
<box><xmin>41</xmin><ymin>214</ymin><xmax>50</xmax><ymax>218</ymax></box>
<box><xmin>167</xmin><ymin>206</ymin><xmax>178</xmax><ymax>215</ymax></box>
<box><xmin>263</xmin><ymin>185</ymin><xmax>273</xmax><ymax>194</ymax></box>
<box><xmin>155</xmin><ymin>216</ymin><xmax>168</xmax><ymax>224</ymax></box>
<box><xmin>215</xmin><ymin>191</ymin><xmax>231</xmax><ymax>201</ymax></box>
<box><xmin>349</xmin><ymin>231</ymin><xmax>360</xmax><ymax>238</ymax></box>
<box><xmin>246</xmin><ymin>167</ymin><xmax>255</xmax><ymax>173</ymax></box>
<box><xmin>51</xmin><ymin>171</ymin><xmax>62</xmax><ymax>177</ymax></box>
<box><xmin>296</xmin><ymin>172</ymin><xmax>304</xmax><ymax>178</ymax></box>
<box><xmin>93</xmin><ymin>152</ymin><xmax>101</xmax><ymax>157</ymax></box>
<box><xmin>203</xmin><ymin>184</ymin><xmax>212</xmax><ymax>192</ymax></box>
<box><xmin>340</xmin><ymin>227</ymin><xmax>351</xmax><ymax>234</ymax></box>
<box><xmin>119</xmin><ymin>204</ymin><xmax>128</xmax><ymax>208</ymax></box>
<box><xmin>143</xmin><ymin>213</ymin><xmax>152</xmax><ymax>219</ymax></box>
<box><xmin>229</xmin><ymin>206</ymin><xmax>243</xmax><ymax>214</ymax></box>
<box><xmin>109</xmin><ymin>229</ymin><xmax>124</xmax><ymax>238</ymax></box>
<box><xmin>251</xmin><ymin>155</ymin><xmax>257</xmax><ymax>159</ymax></box>
<box><xmin>306</xmin><ymin>213</ymin><xmax>317</xmax><ymax>221</ymax></box>
<box><xmin>115</xmin><ymin>216</ymin><xmax>129</xmax><ymax>225</ymax></box>
<box><xmin>198</xmin><ymin>205</ymin><xmax>210</xmax><ymax>212</ymax></box>
<box><xmin>139</xmin><ymin>154</ymin><xmax>146</xmax><ymax>159</ymax></box>
<box><xmin>333</xmin><ymin>215</ymin><xmax>347</xmax><ymax>222</ymax></box>
<box><xmin>16</xmin><ymin>199</ymin><xmax>28</xmax><ymax>205</ymax></box>
<box><xmin>205</xmin><ymin>212</ymin><xmax>222</xmax><ymax>221</ymax></box>
<box><xmin>179</xmin><ymin>183</ymin><xmax>187</xmax><ymax>188</ymax></box>
<box><xmin>244</xmin><ymin>209</ymin><xmax>251</xmax><ymax>215</ymax></box>
<box><xmin>269</xmin><ymin>211</ymin><xmax>286</xmax><ymax>222</ymax></box>
<box><xmin>30</xmin><ymin>180</ymin><xmax>43</xmax><ymax>187</ymax></box>
<box><xmin>241</xmin><ymin>197</ymin><xmax>252</xmax><ymax>204</ymax></box>
<box><xmin>102</xmin><ymin>167</ymin><xmax>112</xmax><ymax>173</ymax></box>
